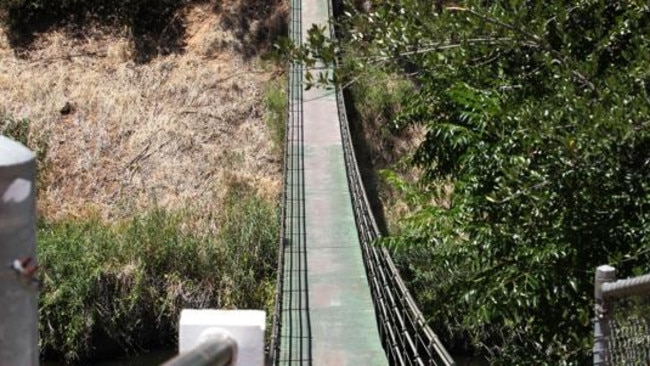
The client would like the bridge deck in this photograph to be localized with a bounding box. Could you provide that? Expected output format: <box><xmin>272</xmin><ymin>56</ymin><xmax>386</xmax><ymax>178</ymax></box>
<box><xmin>302</xmin><ymin>93</ymin><xmax>386</xmax><ymax>365</ymax></box>
<box><xmin>277</xmin><ymin>0</ymin><xmax>386</xmax><ymax>364</ymax></box>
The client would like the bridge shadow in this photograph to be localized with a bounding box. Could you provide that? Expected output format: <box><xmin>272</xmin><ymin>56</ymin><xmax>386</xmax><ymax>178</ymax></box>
<box><xmin>273</xmin><ymin>236</ymin><xmax>313</xmax><ymax>363</ymax></box>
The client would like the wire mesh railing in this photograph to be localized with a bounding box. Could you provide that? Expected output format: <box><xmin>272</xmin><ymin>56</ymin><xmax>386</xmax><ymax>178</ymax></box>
<box><xmin>269</xmin><ymin>0</ymin><xmax>311</xmax><ymax>363</ymax></box>
<box><xmin>594</xmin><ymin>265</ymin><xmax>650</xmax><ymax>366</ymax></box>
<box><xmin>334</xmin><ymin>76</ymin><xmax>455</xmax><ymax>366</ymax></box>
<box><xmin>326</xmin><ymin>2</ymin><xmax>455</xmax><ymax>365</ymax></box>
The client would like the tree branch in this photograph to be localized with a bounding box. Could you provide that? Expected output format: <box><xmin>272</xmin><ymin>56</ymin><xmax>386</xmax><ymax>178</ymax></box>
<box><xmin>446</xmin><ymin>6</ymin><xmax>598</xmax><ymax>93</ymax></box>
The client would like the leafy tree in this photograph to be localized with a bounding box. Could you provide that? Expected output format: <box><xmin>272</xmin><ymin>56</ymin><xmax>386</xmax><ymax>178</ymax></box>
<box><xmin>287</xmin><ymin>0</ymin><xmax>650</xmax><ymax>364</ymax></box>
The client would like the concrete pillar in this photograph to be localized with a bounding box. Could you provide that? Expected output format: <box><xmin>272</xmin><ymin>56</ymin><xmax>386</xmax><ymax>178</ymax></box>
<box><xmin>0</xmin><ymin>136</ymin><xmax>38</xmax><ymax>365</ymax></box>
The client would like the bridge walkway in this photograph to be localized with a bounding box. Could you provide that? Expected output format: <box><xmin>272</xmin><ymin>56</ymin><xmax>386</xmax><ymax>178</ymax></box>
<box><xmin>275</xmin><ymin>0</ymin><xmax>387</xmax><ymax>364</ymax></box>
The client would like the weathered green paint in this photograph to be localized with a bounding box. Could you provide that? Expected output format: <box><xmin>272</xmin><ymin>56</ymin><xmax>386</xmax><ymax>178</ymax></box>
<box><xmin>302</xmin><ymin>142</ymin><xmax>385</xmax><ymax>366</ymax></box>
<box><xmin>277</xmin><ymin>0</ymin><xmax>386</xmax><ymax>364</ymax></box>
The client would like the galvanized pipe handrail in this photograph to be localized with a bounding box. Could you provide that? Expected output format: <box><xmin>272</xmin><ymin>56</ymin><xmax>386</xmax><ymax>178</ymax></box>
<box><xmin>601</xmin><ymin>272</ymin><xmax>650</xmax><ymax>300</ymax></box>
<box><xmin>593</xmin><ymin>264</ymin><xmax>650</xmax><ymax>366</ymax></box>
<box><xmin>268</xmin><ymin>0</ymin><xmax>295</xmax><ymax>360</ymax></box>
<box><xmin>161</xmin><ymin>335</ymin><xmax>237</xmax><ymax>366</ymax></box>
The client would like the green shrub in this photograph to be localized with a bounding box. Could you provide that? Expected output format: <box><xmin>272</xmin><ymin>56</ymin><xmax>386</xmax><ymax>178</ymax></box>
<box><xmin>0</xmin><ymin>111</ymin><xmax>29</xmax><ymax>142</ymax></box>
<box><xmin>38</xmin><ymin>187</ymin><xmax>278</xmax><ymax>363</ymax></box>
<box><xmin>377</xmin><ymin>2</ymin><xmax>650</xmax><ymax>363</ymax></box>
<box><xmin>347</xmin><ymin>65</ymin><xmax>412</xmax><ymax>128</ymax></box>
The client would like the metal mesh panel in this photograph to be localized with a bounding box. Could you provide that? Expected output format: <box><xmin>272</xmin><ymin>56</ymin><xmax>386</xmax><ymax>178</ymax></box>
<box><xmin>596</xmin><ymin>267</ymin><xmax>650</xmax><ymax>366</ymax></box>
<box><xmin>607</xmin><ymin>295</ymin><xmax>650</xmax><ymax>365</ymax></box>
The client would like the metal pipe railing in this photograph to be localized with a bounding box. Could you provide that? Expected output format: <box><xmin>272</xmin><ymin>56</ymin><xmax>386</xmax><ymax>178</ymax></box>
<box><xmin>602</xmin><ymin>272</ymin><xmax>650</xmax><ymax>300</ymax></box>
<box><xmin>161</xmin><ymin>333</ymin><xmax>237</xmax><ymax>366</ymax></box>
<box><xmin>269</xmin><ymin>0</ymin><xmax>309</xmax><ymax>363</ymax></box>
<box><xmin>593</xmin><ymin>264</ymin><xmax>650</xmax><ymax>366</ymax></box>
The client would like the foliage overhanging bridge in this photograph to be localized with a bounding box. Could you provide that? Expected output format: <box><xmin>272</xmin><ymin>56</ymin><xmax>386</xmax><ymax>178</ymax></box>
<box><xmin>268</xmin><ymin>0</ymin><xmax>456</xmax><ymax>364</ymax></box>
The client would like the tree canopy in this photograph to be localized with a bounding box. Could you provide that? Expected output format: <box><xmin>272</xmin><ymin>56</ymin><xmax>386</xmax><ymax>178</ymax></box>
<box><xmin>287</xmin><ymin>1</ymin><xmax>650</xmax><ymax>364</ymax></box>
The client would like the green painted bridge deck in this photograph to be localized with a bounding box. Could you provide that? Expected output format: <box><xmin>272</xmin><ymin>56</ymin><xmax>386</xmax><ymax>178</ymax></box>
<box><xmin>276</xmin><ymin>0</ymin><xmax>387</xmax><ymax>364</ymax></box>
<box><xmin>303</xmin><ymin>88</ymin><xmax>386</xmax><ymax>366</ymax></box>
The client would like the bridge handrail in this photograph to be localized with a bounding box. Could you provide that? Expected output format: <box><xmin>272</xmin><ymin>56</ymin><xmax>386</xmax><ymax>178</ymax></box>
<box><xmin>269</xmin><ymin>0</ymin><xmax>305</xmax><ymax>361</ymax></box>
<box><xmin>594</xmin><ymin>265</ymin><xmax>650</xmax><ymax>365</ymax></box>
<box><xmin>336</xmin><ymin>79</ymin><xmax>455</xmax><ymax>366</ymax></box>
<box><xmin>326</xmin><ymin>3</ymin><xmax>456</xmax><ymax>365</ymax></box>
<box><xmin>161</xmin><ymin>336</ymin><xmax>236</xmax><ymax>366</ymax></box>
<box><xmin>602</xmin><ymin>272</ymin><xmax>650</xmax><ymax>300</ymax></box>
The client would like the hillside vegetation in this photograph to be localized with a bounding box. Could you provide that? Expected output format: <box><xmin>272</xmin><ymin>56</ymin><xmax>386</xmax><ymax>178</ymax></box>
<box><xmin>0</xmin><ymin>0</ymin><xmax>286</xmax><ymax>362</ymax></box>
<box><xmin>292</xmin><ymin>0</ymin><xmax>650</xmax><ymax>364</ymax></box>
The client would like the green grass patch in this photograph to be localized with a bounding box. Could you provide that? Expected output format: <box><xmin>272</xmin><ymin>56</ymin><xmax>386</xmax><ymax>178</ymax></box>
<box><xmin>347</xmin><ymin>65</ymin><xmax>413</xmax><ymax>129</ymax></box>
<box><xmin>38</xmin><ymin>187</ymin><xmax>278</xmax><ymax>363</ymax></box>
<box><xmin>263</xmin><ymin>76</ymin><xmax>287</xmax><ymax>155</ymax></box>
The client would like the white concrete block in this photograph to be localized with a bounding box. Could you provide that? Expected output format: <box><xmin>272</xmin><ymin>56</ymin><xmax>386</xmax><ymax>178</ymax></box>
<box><xmin>179</xmin><ymin>309</ymin><xmax>266</xmax><ymax>366</ymax></box>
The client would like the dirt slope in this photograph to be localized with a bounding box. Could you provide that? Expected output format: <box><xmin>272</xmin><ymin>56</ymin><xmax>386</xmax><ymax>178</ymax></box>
<box><xmin>0</xmin><ymin>3</ymin><xmax>283</xmax><ymax>220</ymax></box>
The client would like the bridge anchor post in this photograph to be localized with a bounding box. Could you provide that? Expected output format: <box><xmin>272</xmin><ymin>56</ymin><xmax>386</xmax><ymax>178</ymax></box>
<box><xmin>0</xmin><ymin>136</ymin><xmax>38</xmax><ymax>366</ymax></box>
<box><xmin>163</xmin><ymin>309</ymin><xmax>266</xmax><ymax>366</ymax></box>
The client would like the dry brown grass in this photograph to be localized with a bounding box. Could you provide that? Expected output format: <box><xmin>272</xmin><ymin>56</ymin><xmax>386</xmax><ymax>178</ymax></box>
<box><xmin>0</xmin><ymin>3</ymin><xmax>282</xmax><ymax>221</ymax></box>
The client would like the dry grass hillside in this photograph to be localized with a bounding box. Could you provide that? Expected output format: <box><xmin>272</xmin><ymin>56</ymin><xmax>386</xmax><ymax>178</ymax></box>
<box><xmin>0</xmin><ymin>2</ymin><xmax>284</xmax><ymax>221</ymax></box>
